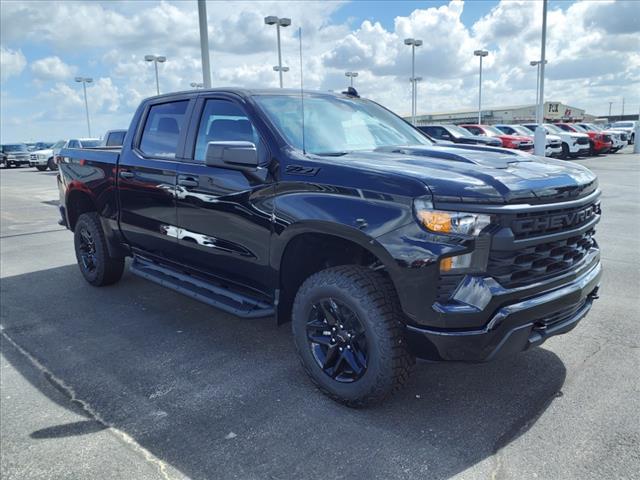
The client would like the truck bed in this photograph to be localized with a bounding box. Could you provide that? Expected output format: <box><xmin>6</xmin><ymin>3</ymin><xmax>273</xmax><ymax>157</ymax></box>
<box><xmin>59</xmin><ymin>146</ymin><xmax>121</xmax><ymax>164</ymax></box>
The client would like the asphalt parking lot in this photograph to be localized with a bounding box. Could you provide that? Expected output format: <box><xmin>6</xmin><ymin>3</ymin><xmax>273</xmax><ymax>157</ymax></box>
<box><xmin>1</xmin><ymin>149</ymin><xmax>639</xmax><ymax>480</ymax></box>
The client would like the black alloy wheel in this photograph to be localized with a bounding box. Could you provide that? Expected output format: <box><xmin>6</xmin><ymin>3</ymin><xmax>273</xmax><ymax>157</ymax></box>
<box><xmin>306</xmin><ymin>298</ymin><xmax>368</xmax><ymax>383</ymax></box>
<box><xmin>77</xmin><ymin>226</ymin><xmax>97</xmax><ymax>274</ymax></box>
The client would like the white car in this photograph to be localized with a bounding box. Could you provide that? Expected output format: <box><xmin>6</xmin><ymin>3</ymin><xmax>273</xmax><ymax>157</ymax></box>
<box><xmin>30</xmin><ymin>140</ymin><xmax>65</xmax><ymax>171</ymax></box>
<box><xmin>609</xmin><ymin>121</ymin><xmax>637</xmax><ymax>144</ymax></box>
<box><xmin>48</xmin><ymin>138</ymin><xmax>101</xmax><ymax>170</ymax></box>
<box><xmin>495</xmin><ymin>124</ymin><xmax>562</xmax><ymax>157</ymax></box>
<box><xmin>522</xmin><ymin>123</ymin><xmax>590</xmax><ymax>159</ymax></box>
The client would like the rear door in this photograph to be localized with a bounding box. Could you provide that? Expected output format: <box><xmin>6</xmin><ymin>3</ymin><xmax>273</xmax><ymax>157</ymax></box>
<box><xmin>173</xmin><ymin>95</ymin><xmax>275</xmax><ymax>294</ymax></box>
<box><xmin>118</xmin><ymin>97</ymin><xmax>194</xmax><ymax>262</ymax></box>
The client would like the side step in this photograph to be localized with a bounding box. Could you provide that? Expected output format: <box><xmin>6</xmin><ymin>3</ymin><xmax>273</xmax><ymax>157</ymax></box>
<box><xmin>129</xmin><ymin>257</ymin><xmax>274</xmax><ymax>318</ymax></box>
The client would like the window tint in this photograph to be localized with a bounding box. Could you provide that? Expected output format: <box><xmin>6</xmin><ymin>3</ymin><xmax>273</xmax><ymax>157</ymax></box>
<box><xmin>464</xmin><ymin>126</ymin><xmax>482</xmax><ymax>135</ymax></box>
<box><xmin>139</xmin><ymin>100</ymin><xmax>188</xmax><ymax>158</ymax></box>
<box><xmin>68</xmin><ymin>140</ymin><xmax>79</xmax><ymax>148</ymax></box>
<box><xmin>194</xmin><ymin>99</ymin><xmax>266</xmax><ymax>164</ymax></box>
<box><xmin>106</xmin><ymin>131</ymin><xmax>126</xmax><ymax>146</ymax></box>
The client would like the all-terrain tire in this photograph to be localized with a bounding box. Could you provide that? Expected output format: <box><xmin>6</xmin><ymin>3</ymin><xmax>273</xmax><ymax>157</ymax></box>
<box><xmin>292</xmin><ymin>265</ymin><xmax>415</xmax><ymax>408</ymax></box>
<box><xmin>74</xmin><ymin>212</ymin><xmax>125</xmax><ymax>286</ymax></box>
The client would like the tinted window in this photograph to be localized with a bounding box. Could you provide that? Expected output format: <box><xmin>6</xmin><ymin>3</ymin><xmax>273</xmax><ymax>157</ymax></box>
<box><xmin>106</xmin><ymin>131</ymin><xmax>126</xmax><ymax>146</ymax></box>
<box><xmin>68</xmin><ymin>140</ymin><xmax>80</xmax><ymax>148</ymax></box>
<box><xmin>194</xmin><ymin>99</ymin><xmax>266</xmax><ymax>164</ymax></box>
<box><xmin>80</xmin><ymin>140</ymin><xmax>101</xmax><ymax>148</ymax></box>
<box><xmin>2</xmin><ymin>144</ymin><xmax>28</xmax><ymax>152</ymax></box>
<box><xmin>139</xmin><ymin>100</ymin><xmax>188</xmax><ymax>158</ymax></box>
<box><xmin>464</xmin><ymin>126</ymin><xmax>482</xmax><ymax>135</ymax></box>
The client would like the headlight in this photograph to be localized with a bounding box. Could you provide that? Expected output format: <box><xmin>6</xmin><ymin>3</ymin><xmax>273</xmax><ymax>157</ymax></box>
<box><xmin>413</xmin><ymin>199</ymin><xmax>491</xmax><ymax>237</ymax></box>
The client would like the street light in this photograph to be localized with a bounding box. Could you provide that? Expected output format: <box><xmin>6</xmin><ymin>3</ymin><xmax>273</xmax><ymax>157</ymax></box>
<box><xmin>474</xmin><ymin>49</ymin><xmax>489</xmax><ymax>124</ymax></box>
<box><xmin>265</xmin><ymin>16</ymin><xmax>291</xmax><ymax>88</ymax></box>
<box><xmin>190</xmin><ymin>82</ymin><xmax>204</xmax><ymax>89</ymax></box>
<box><xmin>145</xmin><ymin>54</ymin><xmax>166</xmax><ymax>95</ymax></box>
<box><xmin>345</xmin><ymin>71</ymin><xmax>358</xmax><ymax>87</ymax></box>
<box><xmin>404</xmin><ymin>38</ymin><xmax>423</xmax><ymax>125</ymax></box>
<box><xmin>411</xmin><ymin>76</ymin><xmax>423</xmax><ymax>122</ymax></box>
<box><xmin>534</xmin><ymin>0</ymin><xmax>548</xmax><ymax>157</ymax></box>
<box><xmin>74</xmin><ymin>77</ymin><xmax>93</xmax><ymax>137</ymax></box>
<box><xmin>529</xmin><ymin>59</ymin><xmax>548</xmax><ymax>106</ymax></box>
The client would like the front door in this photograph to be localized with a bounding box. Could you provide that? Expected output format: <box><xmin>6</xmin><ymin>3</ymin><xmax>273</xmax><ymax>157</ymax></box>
<box><xmin>118</xmin><ymin>99</ymin><xmax>190</xmax><ymax>262</ymax></box>
<box><xmin>174</xmin><ymin>97</ymin><xmax>274</xmax><ymax>295</ymax></box>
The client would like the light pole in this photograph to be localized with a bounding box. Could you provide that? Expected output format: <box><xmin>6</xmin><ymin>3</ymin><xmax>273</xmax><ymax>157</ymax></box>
<box><xmin>273</xmin><ymin>65</ymin><xmax>290</xmax><ymax>85</ymax></box>
<box><xmin>74</xmin><ymin>77</ymin><xmax>93</xmax><ymax>137</ymax></box>
<box><xmin>265</xmin><ymin>16</ymin><xmax>291</xmax><ymax>88</ymax></box>
<box><xmin>144</xmin><ymin>54</ymin><xmax>166</xmax><ymax>95</ymax></box>
<box><xmin>411</xmin><ymin>76</ymin><xmax>423</xmax><ymax>123</ymax></box>
<box><xmin>404</xmin><ymin>38</ymin><xmax>422</xmax><ymax>125</ymax></box>
<box><xmin>345</xmin><ymin>71</ymin><xmax>358</xmax><ymax>87</ymax></box>
<box><xmin>534</xmin><ymin>0</ymin><xmax>548</xmax><ymax>157</ymax></box>
<box><xmin>608</xmin><ymin>101</ymin><xmax>613</xmax><ymax>118</ymax></box>
<box><xmin>197</xmin><ymin>0</ymin><xmax>212</xmax><ymax>88</ymax></box>
<box><xmin>530</xmin><ymin>60</ymin><xmax>547</xmax><ymax>106</ymax></box>
<box><xmin>190</xmin><ymin>82</ymin><xmax>204</xmax><ymax>89</ymax></box>
<box><xmin>474</xmin><ymin>50</ymin><xmax>489</xmax><ymax>124</ymax></box>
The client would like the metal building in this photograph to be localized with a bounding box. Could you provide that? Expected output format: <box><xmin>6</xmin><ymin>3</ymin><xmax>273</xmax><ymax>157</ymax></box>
<box><xmin>409</xmin><ymin>101</ymin><xmax>587</xmax><ymax>125</ymax></box>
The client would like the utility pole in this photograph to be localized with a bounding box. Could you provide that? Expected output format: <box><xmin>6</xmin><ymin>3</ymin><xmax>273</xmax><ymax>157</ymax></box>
<box><xmin>608</xmin><ymin>101</ymin><xmax>613</xmax><ymax>119</ymax></box>
<box><xmin>75</xmin><ymin>77</ymin><xmax>93</xmax><ymax>137</ymax></box>
<box><xmin>404</xmin><ymin>38</ymin><xmax>423</xmax><ymax>125</ymax></box>
<box><xmin>622</xmin><ymin>97</ymin><xmax>625</xmax><ymax>117</ymax></box>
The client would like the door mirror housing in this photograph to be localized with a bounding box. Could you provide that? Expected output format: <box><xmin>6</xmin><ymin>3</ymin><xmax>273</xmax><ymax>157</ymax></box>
<box><xmin>205</xmin><ymin>141</ymin><xmax>258</xmax><ymax>170</ymax></box>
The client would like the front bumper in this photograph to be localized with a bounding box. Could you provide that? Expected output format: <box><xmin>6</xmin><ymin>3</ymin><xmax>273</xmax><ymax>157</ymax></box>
<box><xmin>546</xmin><ymin>145</ymin><xmax>562</xmax><ymax>157</ymax></box>
<box><xmin>405</xmin><ymin>256</ymin><xmax>601</xmax><ymax>362</ymax></box>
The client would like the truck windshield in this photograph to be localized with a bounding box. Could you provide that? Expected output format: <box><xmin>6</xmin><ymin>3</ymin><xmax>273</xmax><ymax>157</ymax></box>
<box><xmin>445</xmin><ymin>125</ymin><xmax>472</xmax><ymax>137</ymax></box>
<box><xmin>510</xmin><ymin>125</ymin><xmax>534</xmax><ymax>136</ymax></box>
<box><xmin>253</xmin><ymin>94</ymin><xmax>431</xmax><ymax>155</ymax></box>
<box><xmin>2</xmin><ymin>144</ymin><xmax>28</xmax><ymax>152</ymax></box>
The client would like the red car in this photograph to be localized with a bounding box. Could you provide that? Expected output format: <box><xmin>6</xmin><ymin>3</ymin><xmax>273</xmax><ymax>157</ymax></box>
<box><xmin>460</xmin><ymin>124</ymin><xmax>534</xmax><ymax>151</ymax></box>
<box><xmin>555</xmin><ymin>123</ymin><xmax>612</xmax><ymax>155</ymax></box>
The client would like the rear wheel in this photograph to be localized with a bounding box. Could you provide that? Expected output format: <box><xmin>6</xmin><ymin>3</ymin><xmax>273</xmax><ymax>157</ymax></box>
<box><xmin>292</xmin><ymin>265</ymin><xmax>414</xmax><ymax>407</ymax></box>
<box><xmin>561</xmin><ymin>142</ymin><xmax>570</xmax><ymax>159</ymax></box>
<box><xmin>36</xmin><ymin>165</ymin><xmax>48</xmax><ymax>171</ymax></box>
<box><xmin>74</xmin><ymin>212</ymin><xmax>125</xmax><ymax>286</ymax></box>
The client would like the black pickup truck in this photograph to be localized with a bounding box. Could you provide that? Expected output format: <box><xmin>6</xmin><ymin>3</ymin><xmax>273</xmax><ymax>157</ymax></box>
<box><xmin>58</xmin><ymin>88</ymin><xmax>602</xmax><ymax>407</ymax></box>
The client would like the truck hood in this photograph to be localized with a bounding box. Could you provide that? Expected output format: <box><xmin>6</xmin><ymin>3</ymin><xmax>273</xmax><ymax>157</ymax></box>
<box><xmin>319</xmin><ymin>145</ymin><xmax>597</xmax><ymax>204</ymax></box>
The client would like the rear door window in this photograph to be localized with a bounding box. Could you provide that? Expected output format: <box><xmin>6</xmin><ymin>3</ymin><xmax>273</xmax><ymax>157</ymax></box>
<box><xmin>106</xmin><ymin>131</ymin><xmax>126</xmax><ymax>146</ymax></box>
<box><xmin>139</xmin><ymin>101</ymin><xmax>189</xmax><ymax>158</ymax></box>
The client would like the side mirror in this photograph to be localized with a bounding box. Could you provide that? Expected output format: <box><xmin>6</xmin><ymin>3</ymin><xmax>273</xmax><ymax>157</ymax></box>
<box><xmin>205</xmin><ymin>141</ymin><xmax>258</xmax><ymax>170</ymax></box>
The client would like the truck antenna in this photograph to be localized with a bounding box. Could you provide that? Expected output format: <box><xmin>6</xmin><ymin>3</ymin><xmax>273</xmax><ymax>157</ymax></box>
<box><xmin>299</xmin><ymin>26</ymin><xmax>306</xmax><ymax>155</ymax></box>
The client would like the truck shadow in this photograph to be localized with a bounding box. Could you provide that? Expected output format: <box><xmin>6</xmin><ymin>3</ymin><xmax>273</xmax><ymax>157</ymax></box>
<box><xmin>1</xmin><ymin>264</ymin><xmax>567</xmax><ymax>480</ymax></box>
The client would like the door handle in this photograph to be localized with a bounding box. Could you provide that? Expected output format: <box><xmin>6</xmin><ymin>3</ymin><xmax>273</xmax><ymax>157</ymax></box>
<box><xmin>119</xmin><ymin>170</ymin><xmax>134</xmax><ymax>179</ymax></box>
<box><xmin>178</xmin><ymin>176</ymin><xmax>199</xmax><ymax>188</ymax></box>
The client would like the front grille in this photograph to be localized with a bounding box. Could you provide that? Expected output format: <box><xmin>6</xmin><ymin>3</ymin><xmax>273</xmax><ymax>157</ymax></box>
<box><xmin>30</xmin><ymin>153</ymin><xmax>37</xmax><ymax>161</ymax></box>
<box><xmin>577</xmin><ymin>137</ymin><xmax>589</xmax><ymax>145</ymax></box>
<box><xmin>488</xmin><ymin>229</ymin><xmax>596</xmax><ymax>288</ymax></box>
<box><xmin>518</xmin><ymin>143</ymin><xmax>534</xmax><ymax>150</ymax></box>
<box><xmin>535</xmin><ymin>298</ymin><xmax>588</xmax><ymax>328</ymax></box>
<box><xmin>510</xmin><ymin>201</ymin><xmax>600</xmax><ymax>239</ymax></box>
<box><xmin>620</xmin><ymin>133</ymin><xmax>628</xmax><ymax>141</ymax></box>
<box><xmin>603</xmin><ymin>135</ymin><xmax>612</xmax><ymax>143</ymax></box>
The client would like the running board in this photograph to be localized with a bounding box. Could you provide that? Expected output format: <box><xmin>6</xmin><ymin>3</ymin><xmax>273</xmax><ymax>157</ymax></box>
<box><xmin>129</xmin><ymin>257</ymin><xmax>274</xmax><ymax>318</ymax></box>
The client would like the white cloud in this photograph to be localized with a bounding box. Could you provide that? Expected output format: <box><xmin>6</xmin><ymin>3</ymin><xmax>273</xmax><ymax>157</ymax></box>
<box><xmin>0</xmin><ymin>46</ymin><xmax>27</xmax><ymax>81</ymax></box>
<box><xmin>31</xmin><ymin>56</ymin><xmax>76</xmax><ymax>81</ymax></box>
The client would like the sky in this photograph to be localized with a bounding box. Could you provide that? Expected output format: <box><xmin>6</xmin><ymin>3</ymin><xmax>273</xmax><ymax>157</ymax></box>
<box><xmin>1</xmin><ymin>0</ymin><xmax>638</xmax><ymax>142</ymax></box>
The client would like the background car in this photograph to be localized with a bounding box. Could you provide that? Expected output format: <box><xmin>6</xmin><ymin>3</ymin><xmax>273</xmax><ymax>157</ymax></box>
<box><xmin>418</xmin><ymin>124</ymin><xmax>503</xmax><ymax>147</ymax></box>
<box><xmin>100</xmin><ymin>129</ymin><xmax>127</xmax><ymax>147</ymax></box>
<box><xmin>50</xmin><ymin>138</ymin><xmax>101</xmax><ymax>170</ymax></box>
<box><xmin>555</xmin><ymin>123</ymin><xmax>612</xmax><ymax>155</ymax></box>
<box><xmin>495</xmin><ymin>124</ymin><xmax>562</xmax><ymax>157</ymax></box>
<box><xmin>0</xmin><ymin>143</ymin><xmax>30</xmax><ymax>168</ymax></box>
<box><xmin>460</xmin><ymin>124</ymin><xmax>534</xmax><ymax>151</ymax></box>
<box><xmin>522</xmin><ymin>123</ymin><xmax>590</xmax><ymax>159</ymax></box>
<box><xmin>609</xmin><ymin>121</ymin><xmax>637</xmax><ymax>144</ymax></box>
<box><xmin>29</xmin><ymin>141</ymin><xmax>59</xmax><ymax>171</ymax></box>
<box><xmin>577</xmin><ymin>123</ymin><xmax>625</xmax><ymax>153</ymax></box>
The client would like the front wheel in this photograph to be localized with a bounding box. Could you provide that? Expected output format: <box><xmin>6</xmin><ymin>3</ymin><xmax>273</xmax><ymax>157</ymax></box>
<box><xmin>74</xmin><ymin>212</ymin><xmax>125</xmax><ymax>286</ymax></box>
<box><xmin>561</xmin><ymin>142</ymin><xmax>570</xmax><ymax>159</ymax></box>
<box><xmin>36</xmin><ymin>165</ymin><xmax>48</xmax><ymax>171</ymax></box>
<box><xmin>292</xmin><ymin>265</ymin><xmax>414</xmax><ymax>407</ymax></box>
<box><xmin>47</xmin><ymin>157</ymin><xmax>58</xmax><ymax>171</ymax></box>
